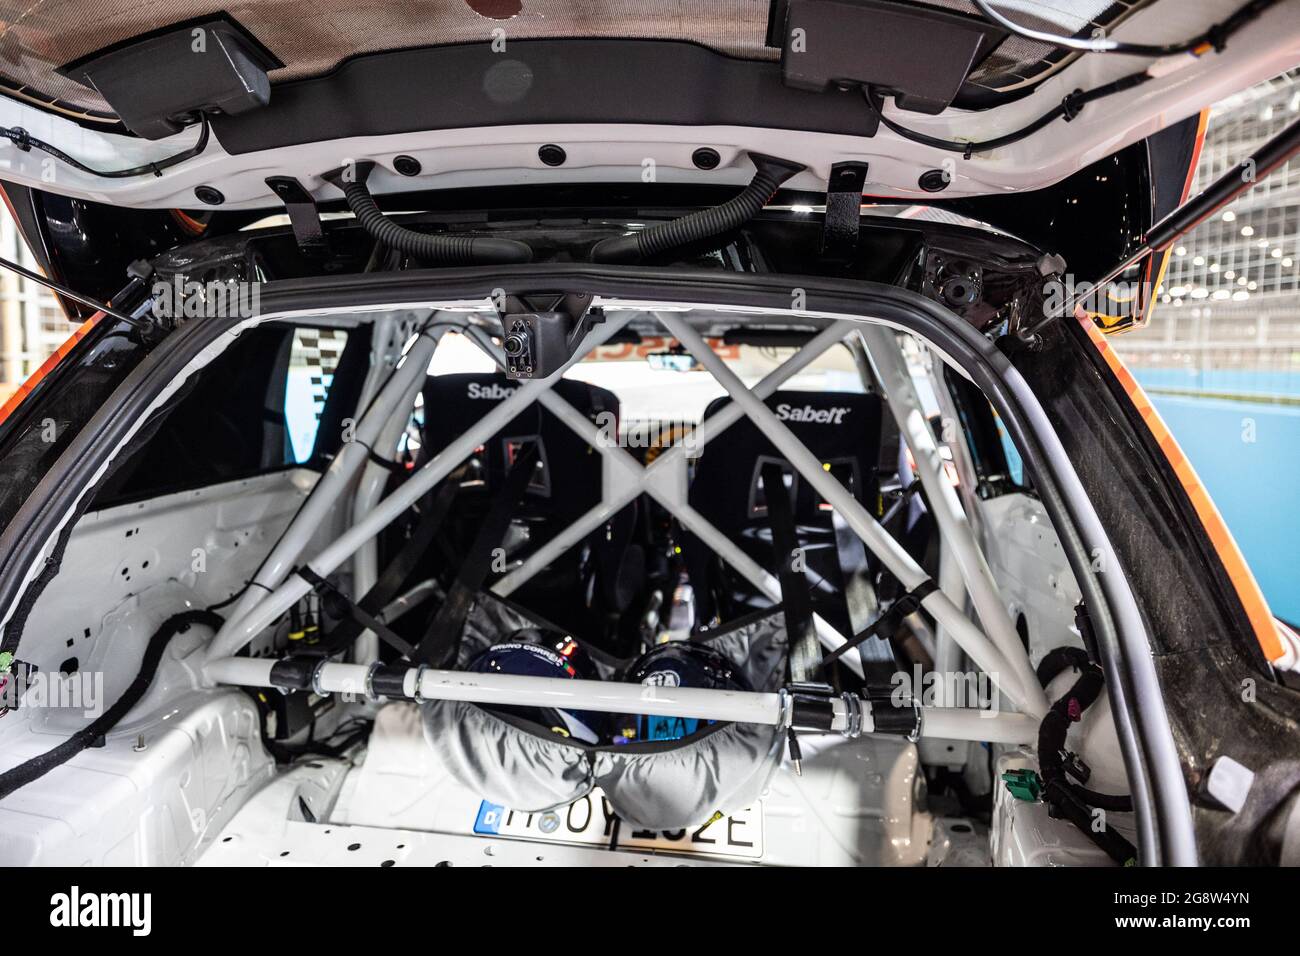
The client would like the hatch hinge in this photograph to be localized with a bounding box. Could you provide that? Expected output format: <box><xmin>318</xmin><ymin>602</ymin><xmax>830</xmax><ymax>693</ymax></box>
<box><xmin>266</xmin><ymin>176</ymin><xmax>328</xmax><ymax>257</ymax></box>
<box><xmin>820</xmin><ymin>161</ymin><xmax>869</xmax><ymax>261</ymax></box>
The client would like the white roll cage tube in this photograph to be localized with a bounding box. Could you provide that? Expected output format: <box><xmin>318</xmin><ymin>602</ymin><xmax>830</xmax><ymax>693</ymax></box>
<box><xmin>205</xmin><ymin>306</ymin><xmax>1045</xmax><ymax>730</ymax></box>
<box><xmin>208</xmin><ymin>317</ymin><xmax>444</xmax><ymax>651</ymax></box>
<box><xmin>204</xmin><ymin>313</ymin><xmax>635</xmax><ymax>662</ymax></box>
<box><xmin>462</xmin><ymin>320</ymin><xmax>870</xmax><ymax>678</ymax></box>
<box><xmin>859</xmin><ymin>325</ymin><xmax>1049</xmax><ymax>717</ymax></box>
<box><xmin>349</xmin><ymin>320</ymin><xmax>453</xmax><ymax>664</ymax></box>
<box><xmin>653</xmin><ymin>311</ymin><xmax>1039</xmax><ymax>715</ymax></box>
<box><xmin>205</xmin><ymin>656</ymin><xmax>1040</xmax><ymax>745</ymax></box>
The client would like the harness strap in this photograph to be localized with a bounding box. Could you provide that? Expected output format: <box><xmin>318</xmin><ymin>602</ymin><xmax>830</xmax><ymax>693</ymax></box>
<box><xmin>762</xmin><ymin>463</ymin><xmax>819</xmax><ymax>682</ymax></box>
<box><xmin>412</xmin><ymin>442</ymin><xmax>540</xmax><ymax>667</ymax></box>
<box><xmin>297</xmin><ymin>468</ymin><xmax>466</xmax><ymax>658</ymax></box>
<box><xmin>820</xmin><ymin>578</ymin><xmax>939</xmax><ymax>673</ymax></box>
<box><xmin>829</xmin><ymin>510</ymin><xmax>896</xmax><ymax>674</ymax></box>
<box><xmin>296</xmin><ymin>566</ymin><xmax>417</xmax><ymax>659</ymax></box>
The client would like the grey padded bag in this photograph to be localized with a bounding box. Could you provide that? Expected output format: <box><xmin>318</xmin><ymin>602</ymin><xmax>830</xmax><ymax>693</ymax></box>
<box><xmin>421</xmin><ymin>592</ymin><xmax>787</xmax><ymax>829</ymax></box>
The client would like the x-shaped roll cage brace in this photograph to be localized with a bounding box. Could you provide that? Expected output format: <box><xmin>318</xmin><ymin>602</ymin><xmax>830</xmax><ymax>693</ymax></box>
<box><xmin>205</xmin><ymin>301</ymin><xmax>1049</xmax><ymax>743</ymax></box>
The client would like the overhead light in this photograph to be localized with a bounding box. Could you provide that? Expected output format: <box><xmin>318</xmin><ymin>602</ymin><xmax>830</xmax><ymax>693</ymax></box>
<box><xmin>1232</xmin><ymin>291</ymin><xmax>1250</xmax><ymax>301</ymax></box>
<box><xmin>1272</xmin><ymin>248</ymin><xmax>1283</xmax><ymax>258</ymax></box>
<box><xmin>1224</xmin><ymin>270</ymin><xmax>1236</xmax><ymax>279</ymax></box>
<box><xmin>1241</xmin><ymin>225</ymin><xmax>1255</xmax><ymax>237</ymax></box>
<box><xmin>1248</xmin><ymin>280</ymin><xmax>1258</xmax><ymax>290</ymax></box>
<box><xmin>1258</xmin><ymin>238</ymin><xmax>1270</xmax><ymax>248</ymax></box>
<box><xmin>1193</xmin><ymin>255</ymin><xmax>1206</xmax><ymax>265</ymax></box>
<box><xmin>1238</xmin><ymin>276</ymin><xmax>1248</xmax><ymax>285</ymax></box>
<box><xmin>1174</xmin><ymin>246</ymin><xmax>1187</xmax><ymax>256</ymax></box>
<box><xmin>1209</xmin><ymin>263</ymin><xmax>1219</xmax><ymax>272</ymax></box>
<box><xmin>1222</xmin><ymin>210</ymin><xmax>1236</xmax><ymax>222</ymax></box>
<box><xmin>1284</xmin><ymin>258</ymin><xmax>1294</xmax><ymax>268</ymax></box>
<box><xmin>1190</xmin><ymin>287</ymin><xmax>1209</xmax><ymax>299</ymax></box>
<box><xmin>791</xmin><ymin>205</ymin><xmax>816</xmax><ymax>213</ymax></box>
<box><xmin>1212</xmin><ymin>289</ymin><xmax>1231</xmax><ymax>300</ymax></box>
<box><xmin>1170</xmin><ymin>285</ymin><xmax>1187</xmax><ymax>296</ymax></box>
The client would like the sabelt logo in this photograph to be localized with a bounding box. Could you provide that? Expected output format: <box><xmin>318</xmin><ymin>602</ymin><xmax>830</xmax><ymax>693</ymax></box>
<box><xmin>775</xmin><ymin>403</ymin><xmax>850</xmax><ymax>425</ymax></box>
<box><xmin>466</xmin><ymin>382</ymin><xmax>518</xmax><ymax>400</ymax></box>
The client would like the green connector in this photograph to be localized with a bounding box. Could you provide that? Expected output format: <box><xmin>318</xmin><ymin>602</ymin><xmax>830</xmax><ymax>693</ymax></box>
<box><xmin>0</xmin><ymin>651</ymin><xmax>12</xmax><ymax>673</ymax></box>
<box><xmin>1001</xmin><ymin>768</ymin><xmax>1043</xmax><ymax>802</ymax></box>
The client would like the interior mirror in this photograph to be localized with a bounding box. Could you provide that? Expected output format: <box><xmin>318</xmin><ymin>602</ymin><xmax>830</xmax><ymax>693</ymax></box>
<box><xmin>647</xmin><ymin>351</ymin><xmax>699</xmax><ymax>372</ymax></box>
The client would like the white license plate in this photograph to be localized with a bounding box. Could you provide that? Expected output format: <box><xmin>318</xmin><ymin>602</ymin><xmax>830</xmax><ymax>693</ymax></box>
<box><xmin>472</xmin><ymin>790</ymin><xmax>763</xmax><ymax>860</ymax></box>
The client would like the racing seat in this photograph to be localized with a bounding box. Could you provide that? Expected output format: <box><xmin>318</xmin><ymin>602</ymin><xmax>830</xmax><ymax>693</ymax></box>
<box><xmin>682</xmin><ymin>390</ymin><xmax>896</xmax><ymax>673</ymax></box>
<box><xmin>415</xmin><ymin>372</ymin><xmax>639</xmax><ymax>643</ymax></box>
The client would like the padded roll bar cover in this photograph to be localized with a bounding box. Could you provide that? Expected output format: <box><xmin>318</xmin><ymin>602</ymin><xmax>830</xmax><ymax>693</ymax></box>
<box><xmin>591</xmin><ymin>720</ymin><xmax>781</xmax><ymax>831</ymax></box>
<box><xmin>425</xmin><ymin>702</ymin><xmax>595</xmax><ymax>811</ymax></box>
<box><xmin>269</xmin><ymin>657</ymin><xmax>317</xmax><ymax>691</ymax></box>
<box><xmin>421</xmin><ymin>593</ymin><xmax>788</xmax><ymax>829</ymax></box>
<box><xmin>684</xmin><ymin>389</ymin><xmax>884</xmax><ymax>624</ymax></box>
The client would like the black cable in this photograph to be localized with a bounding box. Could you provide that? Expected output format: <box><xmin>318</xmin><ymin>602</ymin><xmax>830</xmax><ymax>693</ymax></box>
<box><xmin>974</xmin><ymin>0</ymin><xmax>1280</xmax><ymax>58</ymax></box>
<box><xmin>0</xmin><ymin>609</ymin><xmax>223</xmax><ymax>800</ymax></box>
<box><xmin>1035</xmin><ymin>644</ymin><xmax>1093</xmax><ymax>688</ymax></box>
<box><xmin>206</xmin><ymin>582</ymin><xmax>253</xmax><ymax>613</ymax></box>
<box><xmin>872</xmin><ymin>0</ymin><xmax>1276</xmax><ymax>159</ymax></box>
<box><xmin>1036</xmin><ymin>658</ymin><xmax>1138</xmax><ymax>861</ymax></box>
<box><xmin>263</xmin><ymin>717</ymin><xmax>374</xmax><ymax>763</ymax></box>
<box><xmin>590</xmin><ymin>152</ymin><xmax>804</xmax><ymax>263</ymax></box>
<box><xmin>0</xmin><ymin>117</ymin><xmax>211</xmax><ymax>179</ymax></box>
<box><xmin>331</xmin><ymin>162</ymin><xmax>533</xmax><ymax>265</ymax></box>
<box><xmin>866</xmin><ymin>71</ymin><xmax>1152</xmax><ymax>157</ymax></box>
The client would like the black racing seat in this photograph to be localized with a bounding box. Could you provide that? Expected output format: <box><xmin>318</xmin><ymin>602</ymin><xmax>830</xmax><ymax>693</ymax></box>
<box><xmin>417</xmin><ymin>372</ymin><xmax>639</xmax><ymax>640</ymax></box>
<box><xmin>683</xmin><ymin>389</ymin><xmax>891</xmax><ymax>662</ymax></box>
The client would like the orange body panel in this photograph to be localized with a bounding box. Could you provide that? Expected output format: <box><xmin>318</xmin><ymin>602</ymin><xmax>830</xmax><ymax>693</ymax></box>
<box><xmin>0</xmin><ymin>311</ymin><xmax>105</xmax><ymax>427</ymax></box>
<box><xmin>1078</xmin><ymin>312</ymin><xmax>1282</xmax><ymax>662</ymax></box>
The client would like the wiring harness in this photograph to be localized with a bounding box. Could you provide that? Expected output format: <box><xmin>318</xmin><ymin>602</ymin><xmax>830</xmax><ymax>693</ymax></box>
<box><xmin>590</xmin><ymin>152</ymin><xmax>804</xmax><ymax>263</ymax></box>
<box><xmin>0</xmin><ymin>117</ymin><xmax>211</xmax><ymax>178</ymax></box>
<box><xmin>329</xmin><ymin>161</ymin><xmax>533</xmax><ymax>265</ymax></box>
<box><xmin>874</xmin><ymin>0</ymin><xmax>1283</xmax><ymax>157</ymax></box>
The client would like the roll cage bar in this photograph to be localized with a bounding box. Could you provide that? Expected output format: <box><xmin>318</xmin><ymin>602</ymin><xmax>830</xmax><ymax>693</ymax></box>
<box><xmin>206</xmin><ymin>304</ymin><xmax>1052</xmax><ymax>733</ymax></box>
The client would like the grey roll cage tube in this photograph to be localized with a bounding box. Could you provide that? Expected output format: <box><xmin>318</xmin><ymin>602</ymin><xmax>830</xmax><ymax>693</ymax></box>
<box><xmin>198</xmin><ymin>300</ymin><xmax>1180</xmax><ymax>856</ymax></box>
<box><xmin>204</xmin><ymin>304</ymin><xmax>1053</xmax><ymax>760</ymax></box>
<box><xmin>0</xmin><ymin>270</ymin><xmax>1190</xmax><ymax>866</ymax></box>
<box><xmin>206</xmin><ymin>306</ymin><xmax>1043</xmax><ymax>712</ymax></box>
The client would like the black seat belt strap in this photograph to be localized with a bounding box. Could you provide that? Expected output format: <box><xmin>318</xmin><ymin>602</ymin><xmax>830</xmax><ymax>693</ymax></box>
<box><xmin>881</xmin><ymin>477</ymin><xmax>924</xmax><ymax>533</ymax></box>
<box><xmin>829</xmin><ymin>510</ymin><xmax>894</xmax><ymax>670</ymax></box>
<box><xmin>296</xmin><ymin>566</ymin><xmax>418</xmax><ymax>659</ymax></box>
<box><xmin>309</xmin><ymin>468</ymin><xmax>467</xmax><ymax>656</ymax></box>
<box><xmin>821</xmin><ymin>578</ymin><xmax>939</xmax><ymax>674</ymax></box>
<box><xmin>762</xmin><ymin>463</ymin><xmax>820</xmax><ymax>682</ymax></box>
<box><xmin>412</xmin><ymin>442</ymin><xmax>540</xmax><ymax>667</ymax></box>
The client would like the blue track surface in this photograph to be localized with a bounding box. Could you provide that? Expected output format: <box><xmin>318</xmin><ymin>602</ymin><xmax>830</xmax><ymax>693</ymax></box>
<box><xmin>1131</xmin><ymin>369</ymin><xmax>1299</xmax><ymax>623</ymax></box>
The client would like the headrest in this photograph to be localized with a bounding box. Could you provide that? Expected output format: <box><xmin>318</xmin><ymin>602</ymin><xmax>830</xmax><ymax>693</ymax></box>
<box><xmin>421</xmin><ymin>372</ymin><xmax>617</xmax><ymax>511</ymax></box>
<box><xmin>690</xmin><ymin>390</ymin><xmax>883</xmax><ymax>527</ymax></box>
